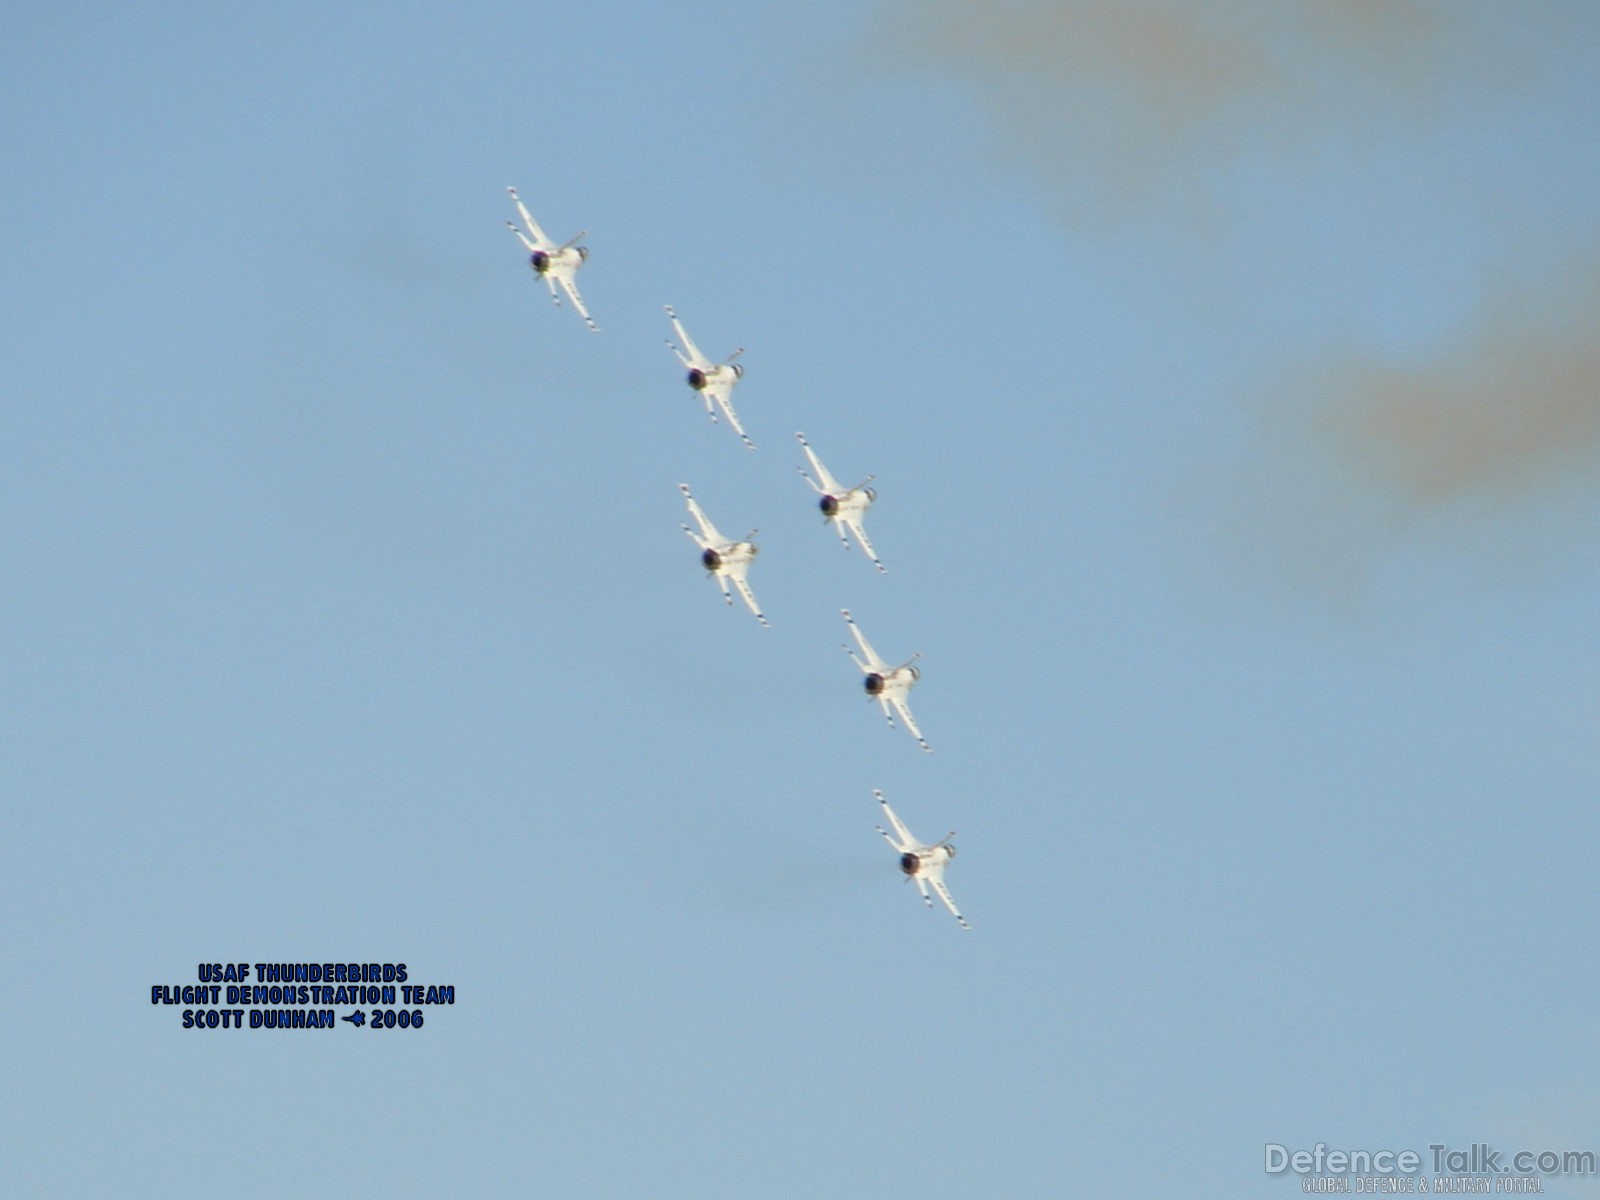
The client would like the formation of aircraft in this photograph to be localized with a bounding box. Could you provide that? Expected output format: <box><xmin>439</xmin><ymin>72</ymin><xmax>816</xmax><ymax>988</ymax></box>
<box><xmin>505</xmin><ymin>186</ymin><xmax>598</xmax><ymax>332</ymax></box>
<box><xmin>874</xmin><ymin>789</ymin><xmax>968</xmax><ymax>929</ymax></box>
<box><xmin>665</xmin><ymin>305</ymin><xmax>752</xmax><ymax>450</ymax></box>
<box><xmin>505</xmin><ymin>184</ymin><xmax>968</xmax><ymax>928</ymax></box>
<box><xmin>678</xmin><ymin>484</ymin><xmax>768</xmax><ymax>629</ymax></box>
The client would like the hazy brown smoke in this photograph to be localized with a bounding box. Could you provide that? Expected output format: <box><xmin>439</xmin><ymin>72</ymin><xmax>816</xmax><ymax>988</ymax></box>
<box><xmin>868</xmin><ymin>0</ymin><xmax>1599</xmax><ymax>591</ymax></box>
<box><xmin>1328</xmin><ymin>267</ymin><xmax>1600</xmax><ymax>505</ymax></box>
<box><xmin>1201</xmin><ymin>265</ymin><xmax>1600</xmax><ymax>606</ymax></box>
<box><xmin>875</xmin><ymin>3</ymin><xmax>1252</xmax><ymax>226</ymax></box>
<box><xmin>870</xmin><ymin>0</ymin><xmax>1454</xmax><ymax>228</ymax></box>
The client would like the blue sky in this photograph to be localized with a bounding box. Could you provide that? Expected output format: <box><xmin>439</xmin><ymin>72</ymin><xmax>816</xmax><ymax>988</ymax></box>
<box><xmin>5</xmin><ymin>3</ymin><xmax>1598</xmax><ymax>1196</ymax></box>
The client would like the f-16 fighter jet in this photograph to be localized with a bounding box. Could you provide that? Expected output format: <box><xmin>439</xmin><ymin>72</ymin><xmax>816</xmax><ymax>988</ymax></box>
<box><xmin>841</xmin><ymin>609</ymin><xmax>927</xmax><ymax>751</ymax></box>
<box><xmin>874</xmin><ymin>789</ymin><xmax>968</xmax><ymax>929</ymax></box>
<box><xmin>665</xmin><ymin>305</ymin><xmax>750</xmax><ymax>449</ymax></box>
<box><xmin>796</xmin><ymin>431</ymin><xmax>884</xmax><ymax>573</ymax></box>
<box><xmin>505</xmin><ymin>186</ymin><xmax>598</xmax><ymax>332</ymax></box>
<box><xmin>680</xmin><ymin>484</ymin><xmax>768</xmax><ymax>628</ymax></box>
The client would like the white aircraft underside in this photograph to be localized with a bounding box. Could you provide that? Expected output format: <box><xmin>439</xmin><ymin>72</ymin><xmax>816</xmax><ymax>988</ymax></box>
<box><xmin>680</xmin><ymin>483</ymin><xmax>768</xmax><ymax>627</ymax></box>
<box><xmin>842</xmin><ymin>609</ymin><xmax>927</xmax><ymax>751</ymax></box>
<box><xmin>666</xmin><ymin>305</ymin><xmax>750</xmax><ymax>449</ymax></box>
<box><xmin>506</xmin><ymin>186</ymin><xmax>598</xmax><ymax>332</ymax></box>
<box><xmin>796</xmin><ymin>431</ymin><xmax>884</xmax><ymax>572</ymax></box>
<box><xmin>875</xmin><ymin>789</ymin><xmax>967</xmax><ymax>928</ymax></box>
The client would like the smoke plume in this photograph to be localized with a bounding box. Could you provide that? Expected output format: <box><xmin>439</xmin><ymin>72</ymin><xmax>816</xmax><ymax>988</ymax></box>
<box><xmin>866</xmin><ymin>0</ymin><xmax>1600</xmax><ymax>594</ymax></box>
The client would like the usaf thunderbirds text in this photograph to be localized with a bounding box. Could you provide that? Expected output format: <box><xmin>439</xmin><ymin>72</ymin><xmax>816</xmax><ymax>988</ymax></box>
<box><xmin>150</xmin><ymin>962</ymin><xmax>456</xmax><ymax>1030</ymax></box>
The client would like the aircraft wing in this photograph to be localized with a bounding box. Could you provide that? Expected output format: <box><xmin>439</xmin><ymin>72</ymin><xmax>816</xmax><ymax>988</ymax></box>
<box><xmin>842</xmin><ymin>515</ymin><xmax>884</xmax><ymax>573</ymax></box>
<box><xmin>713</xmin><ymin>391</ymin><xmax>754</xmax><ymax>450</ymax></box>
<box><xmin>665</xmin><ymin>306</ymin><xmax>707</xmax><ymax>366</ymax></box>
<box><xmin>730</xmin><ymin>573</ymin><xmax>769</xmax><ymax>628</ymax></box>
<box><xmin>889</xmin><ymin>693</ymin><xmax>930</xmax><ymax>752</ymax></box>
<box><xmin>507</xmin><ymin>186</ymin><xmax>552</xmax><ymax>249</ymax></box>
<box><xmin>557</xmin><ymin>273</ymin><xmax>598</xmax><ymax>332</ymax></box>
<box><xmin>875</xmin><ymin>791</ymin><xmax>916</xmax><ymax>848</ymax></box>
<box><xmin>679</xmin><ymin>484</ymin><xmax>723</xmax><ymax>544</ymax></box>
<box><xmin>928</xmin><ymin>875</ymin><xmax>970</xmax><ymax>929</ymax></box>
<box><xmin>797</xmin><ymin>433</ymin><xmax>842</xmax><ymax>494</ymax></box>
<box><xmin>841</xmin><ymin>610</ymin><xmax>885</xmax><ymax>671</ymax></box>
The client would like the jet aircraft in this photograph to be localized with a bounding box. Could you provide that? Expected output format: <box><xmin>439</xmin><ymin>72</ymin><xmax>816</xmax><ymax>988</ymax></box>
<box><xmin>505</xmin><ymin>186</ymin><xmax>598</xmax><ymax>332</ymax></box>
<box><xmin>796</xmin><ymin>432</ymin><xmax>884</xmax><ymax>573</ymax></box>
<box><xmin>874</xmin><ymin>789</ymin><xmax>968</xmax><ymax>929</ymax></box>
<box><xmin>665</xmin><ymin>305</ymin><xmax>750</xmax><ymax>449</ymax></box>
<box><xmin>842</xmin><ymin>609</ymin><xmax>927</xmax><ymax>750</ymax></box>
<box><xmin>680</xmin><ymin>484</ymin><xmax>768</xmax><ymax>628</ymax></box>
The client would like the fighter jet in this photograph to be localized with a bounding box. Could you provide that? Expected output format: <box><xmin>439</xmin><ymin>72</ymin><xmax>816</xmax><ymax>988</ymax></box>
<box><xmin>874</xmin><ymin>789</ymin><xmax>968</xmax><ymax>929</ymax></box>
<box><xmin>505</xmin><ymin>186</ymin><xmax>598</xmax><ymax>332</ymax></box>
<box><xmin>796</xmin><ymin>432</ymin><xmax>884</xmax><ymax>573</ymax></box>
<box><xmin>841</xmin><ymin>609</ymin><xmax>927</xmax><ymax>751</ymax></box>
<box><xmin>664</xmin><ymin>305</ymin><xmax>751</xmax><ymax>449</ymax></box>
<box><xmin>679</xmin><ymin>484</ymin><xmax>768</xmax><ymax>628</ymax></box>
